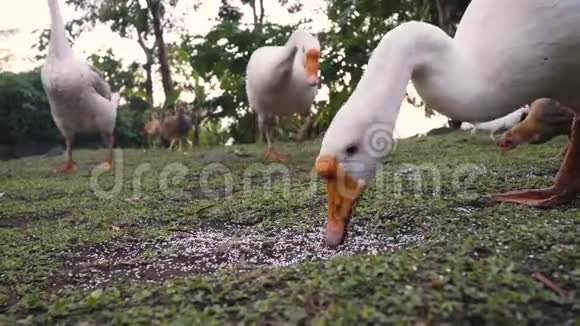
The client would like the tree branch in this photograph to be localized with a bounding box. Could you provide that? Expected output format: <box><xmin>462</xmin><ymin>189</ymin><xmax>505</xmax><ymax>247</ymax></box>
<box><xmin>148</xmin><ymin>0</ymin><xmax>174</xmax><ymax>104</ymax></box>
<box><xmin>259</xmin><ymin>0</ymin><xmax>264</xmax><ymax>26</ymax></box>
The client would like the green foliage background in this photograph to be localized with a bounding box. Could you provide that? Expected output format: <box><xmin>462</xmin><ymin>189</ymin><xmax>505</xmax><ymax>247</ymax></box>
<box><xmin>0</xmin><ymin>0</ymin><xmax>472</xmax><ymax>152</ymax></box>
<box><xmin>0</xmin><ymin>71</ymin><xmax>57</xmax><ymax>145</ymax></box>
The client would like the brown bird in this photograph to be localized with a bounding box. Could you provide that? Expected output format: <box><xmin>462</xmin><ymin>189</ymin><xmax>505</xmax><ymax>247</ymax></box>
<box><xmin>142</xmin><ymin>112</ymin><xmax>161</xmax><ymax>147</ymax></box>
<box><xmin>160</xmin><ymin>104</ymin><xmax>192</xmax><ymax>151</ymax></box>
<box><xmin>497</xmin><ymin>98</ymin><xmax>574</xmax><ymax>159</ymax></box>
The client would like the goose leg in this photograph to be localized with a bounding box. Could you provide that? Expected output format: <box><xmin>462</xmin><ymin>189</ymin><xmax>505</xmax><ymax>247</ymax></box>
<box><xmin>493</xmin><ymin>114</ymin><xmax>580</xmax><ymax>207</ymax></box>
<box><xmin>296</xmin><ymin>112</ymin><xmax>312</xmax><ymax>143</ymax></box>
<box><xmin>263</xmin><ymin>115</ymin><xmax>289</xmax><ymax>161</ymax></box>
<box><xmin>257</xmin><ymin>114</ymin><xmax>266</xmax><ymax>145</ymax></box>
<box><xmin>256</xmin><ymin>114</ymin><xmax>264</xmax><ymax>144</ymax></box>
<box><xmin>553</xmin><ymin>143</ymin><xmax>569</xmax><ymax>161</ymax></box>
<box><xmin>53</xmin><ymin>136</ymin><xmax>76</xmax><ymax>173</ymax></box>
<box><xmin>95</xmin><ymin>134</ymin><xmax>114</xmax><ymax>171</ymax></box>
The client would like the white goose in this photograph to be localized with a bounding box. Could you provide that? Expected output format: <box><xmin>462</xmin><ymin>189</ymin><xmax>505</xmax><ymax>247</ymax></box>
<box><xmin>246</xmin><ymin>30</ymin><xmax>320</xmax><ymax>160</ymax></box>
<box><xmin>42</xmin><ymin>0</ymin><xmax>119</xmax><ymax>173</ymax></box>
<box><xmin>315</xmin><ymin>0</ymin><xmax>580</xmax><ymax>247</ymax></box>
<box><xmin>469</xmin><ymin>105</ymin><xmax>530</xmax><ymax>140</ymax></box>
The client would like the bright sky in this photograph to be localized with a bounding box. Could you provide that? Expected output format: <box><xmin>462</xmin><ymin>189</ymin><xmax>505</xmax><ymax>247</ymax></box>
<box><xmin>1</xmin><ymin>0</ymin><xmax>447</xmax><ymax>138</ymax></box>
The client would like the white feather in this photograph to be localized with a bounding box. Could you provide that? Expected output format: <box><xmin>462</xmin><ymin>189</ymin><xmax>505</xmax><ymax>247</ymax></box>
<box><xmin>470</xmin><ymin>105</ymin><xmax>530</xmax><ymax>140</ymax></box>
<box><xmin>41</xmin><ymin>0</ymin><xmax>118</xmax><ymax>139</ymax></box>
<box><xmin>320</xmin><ymin>0</ymin><xmax>580</xmax><ymax>183</ymax></box>
<box><xmin>246</xmin><ymin>30</ymin><xmax>320</xmax><ymax>118</ymax></box>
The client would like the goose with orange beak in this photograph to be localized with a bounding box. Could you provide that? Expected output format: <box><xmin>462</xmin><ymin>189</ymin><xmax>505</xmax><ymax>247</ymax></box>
<box><xmin>317</xmin><ymin>0</ymin><xmax>580</xmax><ymax>247</ymax></box>
<box><xmin>497</xmin><ymin>98</ymin><xmax>574</xmax><ymax>156</ymax></box>
<box><xmin>316</xmin><ymin>101</ymin><xmax>397</xmax><ymax>247</ymax></box>
<box><xmin>246</xmin><ymin>30</ymin><xmax>320</xmax><ymax>161</ymax></box>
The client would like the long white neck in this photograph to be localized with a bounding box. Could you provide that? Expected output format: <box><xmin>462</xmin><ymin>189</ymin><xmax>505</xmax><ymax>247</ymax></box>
<box><xmin>47</xmin><ymin>0</ymin><xmax>73</xmax><ymax>59</ymax></box>
<box><xmin>341</xmin><ymin>22</ymin><xmax>493</xmax><ymax>139</ymax></box>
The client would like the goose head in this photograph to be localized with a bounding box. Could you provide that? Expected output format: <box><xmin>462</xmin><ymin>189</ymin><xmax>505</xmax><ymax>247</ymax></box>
<box><xmin>497</xmin><ymin>125</ymin><xmax>541</xmax><ymax>151</ymax></box>
<box><xmin>315</xmin><ymin>108</ymin><xmax>394</xmax><ymax>247</ymax></box>
<box><xmin>288</xmin><ymin>30</ymin><xmax>320</xmax><ymax>86</ymax></box>
<box><xmin>497</xmin><ymin>99</ymin><xmax>572</xmax><ymax>151</ymax></box>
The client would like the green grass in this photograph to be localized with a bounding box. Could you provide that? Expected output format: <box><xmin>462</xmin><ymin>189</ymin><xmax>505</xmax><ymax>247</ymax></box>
<box><xmin>0</xmin><ymin>131</ymin><xmax>578</xmax><ymax>324</ymax></box>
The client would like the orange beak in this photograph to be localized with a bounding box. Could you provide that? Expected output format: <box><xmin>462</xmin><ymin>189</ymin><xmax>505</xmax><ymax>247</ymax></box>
<box><xmin>496</xmin><ymin>134</ymin><xmax>515</xmax><ymax>155</ymax></box>
<box><xmin>315</xmin><ymin>155</ymin><xmax>364</xmax><ymax>248</ymax></box>
<box><xmin>304</xmin><ymin>48</ymin><xmax>320</xmax><ymax>86</ymax></box>
<box><xmin>497</xmin><ymin>128</ymin><xmax>534</xmax><ymax>154</ymax></box>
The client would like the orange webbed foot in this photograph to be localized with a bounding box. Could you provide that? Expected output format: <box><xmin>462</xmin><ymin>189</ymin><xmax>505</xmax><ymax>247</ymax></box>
<box><xmin>95</xmin><ymin>160</ymin><xmax>113</xmax><ymax>172</ymax></box>
<box><xmin>264</xmin><ymin>147</ymin><xmax>290</xmax><ymax>161</ymax></box>
<box><xmin>492</xmin><ymin>187</ymin><xmax>575</xmax><ymax>208</ymax></box>
<box><xmin>52</xmin><ymin>160</ymin><xmax>77</xmax><ymax>174</ymax></box>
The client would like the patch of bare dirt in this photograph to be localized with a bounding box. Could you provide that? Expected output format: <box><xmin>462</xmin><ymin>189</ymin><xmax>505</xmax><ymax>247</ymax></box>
<box><xmin>53</xmin><ymin>222</ymin><xmax>423</xmax><ymax>290</ymax></box>
<box><xmin>0</xmin><ymin>217</ymin><xmax>30</xmax><ymax>228</ymax></box>
<box><xmin>0</xmin><ymin>210</ymin><xmax>69</xmax><ymax>228</ymax></box>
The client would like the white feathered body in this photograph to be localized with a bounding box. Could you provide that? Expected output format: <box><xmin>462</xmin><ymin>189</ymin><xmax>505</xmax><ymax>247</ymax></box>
<box><xmin>320</xmin><ymin>0</ymin><xmax>580</xmax><ymax>184</ymax></box>
<box><xmin>42</xmin><ymin>58</ymin><xmax>118</xmax><ymax>138</ymax></box>
<box><xmin>42</xmin><ymin>0</ymin><xmax>118</xmax><ymax>140</ymax></box>
<box><xmin>246</xmin><ymin>47</ymin><xmax>316</xmax><ymax>117</ymax></box>
<box><xmin>246</xmin><ymin>31</ymin><xmax>319</xmax><ymax>119</ymax></box>
<box><xmin>414</xmin><ymin>0</ymin><xmax>580</xmax><ymax>123</ymax></box>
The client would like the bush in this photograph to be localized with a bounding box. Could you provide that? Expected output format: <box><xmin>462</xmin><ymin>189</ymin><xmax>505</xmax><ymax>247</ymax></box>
<box><xmin>114</xmin><ymin>107</ymin><xmax>145</xmax><ymax>148</ymax></box>
<box><xmin>198</xmin><ymin>121</ymin><xmax>230</xmax><ymax>146</ymax></box>
<box><xmin>0</xmin><ymin>70</ymin><xmax>59</xmax><ymax>145</ymax></box>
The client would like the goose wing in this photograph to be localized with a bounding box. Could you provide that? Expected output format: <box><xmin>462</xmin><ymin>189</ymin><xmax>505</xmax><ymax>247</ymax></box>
<box><xmin>87</xmin><ymin>64</ymin><xmax>112</xmax><ymax>101</ymax></box>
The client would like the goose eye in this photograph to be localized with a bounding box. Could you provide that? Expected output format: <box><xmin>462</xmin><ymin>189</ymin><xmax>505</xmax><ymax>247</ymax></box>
<box><xmin>345</xmin><ymin>144</ymin><xmax>358</xmax><ymax>156</ymax></box>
